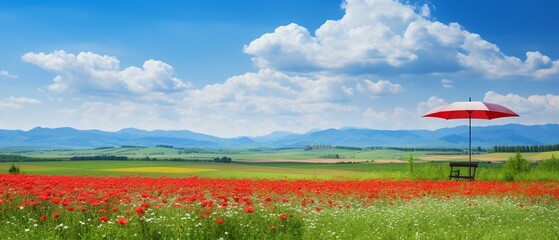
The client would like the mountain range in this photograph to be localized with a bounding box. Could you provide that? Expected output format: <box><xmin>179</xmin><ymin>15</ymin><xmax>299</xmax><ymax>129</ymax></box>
<box><xmin>0</xmin><ymin>124</ymin><xmax>558</xmax><ymax>149</ymax></box>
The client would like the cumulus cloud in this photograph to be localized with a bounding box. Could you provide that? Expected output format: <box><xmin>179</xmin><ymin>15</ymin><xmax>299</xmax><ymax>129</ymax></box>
<box><xmin>22</xmin><ymin>50</ymin><xmax>191</xmax><ymax>94</ymax></box>
<box><xmin>173</xmin><ymin>68</ymin><xmax>365</xmax><ymax>136</ymax></box>
<box><xmin>0</xmin><ymin>96</ymin><xmax>41</xmax><ymax>109</ymax></box>
<box><xmin>244</xmin><ymin>0</ymin><xmax>559</xmax><ymax>79</ymax></box>
<box><xmin>416</xmin><ymin>96</ymin><xmax>447</xmax><ymax>115</ymax></box>
<box><xmin>356</xmin><ymin>79</ymin><xmax>403</xmax><ymax>96</ymax></box>
<box><xmin>0</xmin><ymin>70</ymin><xmax>18</xmax><ymax>79</ymax></box>
<box><xmin>484</xmin><ymin>91</ymin><xmax>559</xmax><ymax>113</ymax></box>
<box><xmin>185</xmin><ymin>68</ymin><xmax>356</xmax><ymax>115</ymax></box>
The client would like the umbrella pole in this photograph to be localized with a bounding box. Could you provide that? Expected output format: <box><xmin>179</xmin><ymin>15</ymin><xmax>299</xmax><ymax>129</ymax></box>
<box><xmin>468</xmin><ymin>97</ymin><xmax>472</xmax><ymax>179</ymax></box>
<box><xmin>469</xmin><ymin>111</ymin><xmax>472</xmax><ymax>178</ymax></box>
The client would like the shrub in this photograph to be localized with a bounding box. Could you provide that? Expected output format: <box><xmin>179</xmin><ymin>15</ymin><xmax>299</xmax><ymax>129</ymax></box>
<box><xmin>8</xmin><ymin>164</ymin><xmax>20</xmax><ymax>174</ymax></box>
<box><xmin>501</xmin><ymin>152</ymin><xmax>531</xmax><ymax>181</ymax></box>
<box><xmin>537</xmin><ymin>155</ymin><xmax>559</xmax><ymax>171</ymax></box>
<box><xmin>407</xmin><ymin>154</ymin><xmax>414</xmax><ymax>174</ymax></box>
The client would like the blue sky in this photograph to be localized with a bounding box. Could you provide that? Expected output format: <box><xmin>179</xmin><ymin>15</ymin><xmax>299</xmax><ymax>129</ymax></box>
<box><xmin>1</xmin><ymin>0</ymin><xmax>558</xmax><ymax>137</ymax></box>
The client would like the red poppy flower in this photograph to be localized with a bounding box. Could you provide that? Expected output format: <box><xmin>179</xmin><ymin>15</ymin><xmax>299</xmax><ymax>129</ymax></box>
<box><xmin>279</xmin><ymin>214</ymin><xmax>287</xmax><ymax>220</ymax></box>
<box><xmin>117</xmin><ymin>217</ymin><xmax>128</xmax><ymax>225</ymax></box>
<box><xmin>215</xmin><ymin>218</ymin><xmax>224</xmax><ymax>224</ymax></box>
<box><xmin>245</xmin><ymin>206</ymin><xmax>255</xmax><ymax>213</ymax></box>
<box><xmin>134</xmin><ymin>207</ymin><xmax>145</xmax><ymax>215</ymax></box>
<box><xmin>99</xmin><ymin>216</ymin><xmax>109</xmax><ymax>223</ymax></box>
<box><xmin>53</xmin><ymin>212</ymin><xmax>60</xmax><ymax>218</ymax></box>
<box><xmin>40</xmin><ymin>215</ymin><xmax>47</xmax><ymax>221</ymax></box>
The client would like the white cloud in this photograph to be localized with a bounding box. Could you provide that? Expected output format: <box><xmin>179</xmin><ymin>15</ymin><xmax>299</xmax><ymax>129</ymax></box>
<box><xmin>362</xmin><ymin>107</ymin><xmax>418</xmax><ymax>129</ymax></box>
<box><xmin>0</xmin><ymin>70</ymin><xmax>18</xmax><ymax>79</ymax></box>
<box><xmin>185</xmin><ymin>69</ymin><xmax>356</xmax><ymax>115</ymax></box>
<box><xmin>0</xmin><ymin>96</ymin><xmax>41</xmax><ymax>109</ymax></box>
<box><xmin>22</xmin><ymin>50</ymin><xmax>191</xmax><ymax>94</ymax></box>
<box><xmin>416</xmin><ymin>96</ymin><xmax>447</xmax><ymax>116</ymax></box>
<box><xmin>175</xmin><ymin>69</ymin><xmax>364</xmax><ymax>136</ymax></box>
<box><xmin>244</xmin><ymin>0</ymin><xmax>559</xmax><ymax>79</ymax></box>
<box><xmin>46</xmin><ymin>68</ymin><xmax>361</xmax><ymax>137</ymax></box>
<box><xmin>72</xmin><ymin>101</ymin><xmax>178</xmax><ymax>131</ymax></box>
<box><xmin>420</xmin><ymin>4</ymin><xmax>431</xmax><ymax>18</ymax></box>
<box><xmin>356</xmin><ymin>79</ymin><xmax>403</xmax><ymax>96</ymax></box>
<box><xmin>441</xmin><ymin>79</ymin><xmax>453</xmax><ymax>88</ymax></box>
<box><xmin>482</xmin><ymin>91</ymin><xmax>559</xmax><ymax>126</ymax></box>
<box><xmin>484</xmin><ymin>91</ymin><xmax>559</xmax><ymax>113</ymax></box>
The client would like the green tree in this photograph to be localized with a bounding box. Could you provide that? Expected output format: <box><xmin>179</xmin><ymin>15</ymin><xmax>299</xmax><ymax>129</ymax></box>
<box><xmin>8</xmin><ymin>164</ymin><xmax>20</xmax><ymax>174</ymax></box>
<box><xmin>501</xmin><ymin>152</ymin><xmax>531</xmax><ymax>181</ymax></box>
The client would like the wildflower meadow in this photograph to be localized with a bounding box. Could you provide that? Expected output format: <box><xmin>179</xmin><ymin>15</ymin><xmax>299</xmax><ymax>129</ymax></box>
<box><xmin>1</xmin><ymin>174</ymin><xmax>558</xmax><ymax>239</ymax></box>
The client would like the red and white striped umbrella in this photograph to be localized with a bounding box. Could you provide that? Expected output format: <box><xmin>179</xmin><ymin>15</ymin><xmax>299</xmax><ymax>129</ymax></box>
<box><xmin>422</xmin><ymin>101</ymin><xmax>519</xmax><ymax>120</ymax></box>
<box><xmin>422</xmin><ymin>98</ymin><xmax>519</xmax><ymax>179</ymax></box>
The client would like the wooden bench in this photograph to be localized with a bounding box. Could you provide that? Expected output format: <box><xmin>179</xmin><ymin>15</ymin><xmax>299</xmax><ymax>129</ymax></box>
<box><xmin>449</xmin><ymin>162</ymin><xmax>478</xmax><ymax>181</ymax></box>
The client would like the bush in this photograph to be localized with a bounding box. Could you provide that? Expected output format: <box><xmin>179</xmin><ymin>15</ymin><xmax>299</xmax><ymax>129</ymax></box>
<box><xmin>407</xmin><ymin>154</ymin><xmax>414</xmax><ymax>174</ymax></box>
<box><xmin>8</xmin><ymin>164</ymin><xmax>20</xmax><ymax>174</ymax></box>
<box><xmin>501</xmin><ymin>152</ymin><xmax>531</xmax><ymax>181</ymax></box>
<box><xmin>537</xmin><ymin>155</ymin><xmax>559</xmax><ymax>171</ymax></box>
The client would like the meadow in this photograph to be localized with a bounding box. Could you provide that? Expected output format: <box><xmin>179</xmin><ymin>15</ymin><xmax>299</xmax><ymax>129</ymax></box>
<box><xmin>0</xmin><ymin>174</ymin><xmax>558</xmax><ymax>239</ymax></box>
<box><xmin>1</xmin><ymin>147</ymin><xmax>558</xmax><ymax>180</ymax></box>
<box><xmin>1</xmin><ymin>148</ymin><xmax>559</xmax><ymax>239</ymax></box>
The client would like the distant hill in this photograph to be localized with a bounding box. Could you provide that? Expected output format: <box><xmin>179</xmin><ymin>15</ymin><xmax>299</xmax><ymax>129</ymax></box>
<box><xmin>0</xmin><ymin>124</ymin><xmax>557</xmax><ymax>148</ymax></box>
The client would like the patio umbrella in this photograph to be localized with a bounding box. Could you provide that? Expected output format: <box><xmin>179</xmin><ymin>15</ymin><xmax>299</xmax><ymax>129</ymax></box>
<box><xmin>422</xmin><ymin>98</ymin><xmax>519</xmax><ymax>177</ymax></box>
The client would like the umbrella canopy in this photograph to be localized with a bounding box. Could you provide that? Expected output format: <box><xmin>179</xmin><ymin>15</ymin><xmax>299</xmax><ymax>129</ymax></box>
<box><xmin>422</xmin><ymin>98</ymin><xmax>519</xmax><ymax>180</ymax></box>
<box><xmin>422</xmin><ymin>101</ymin><xmax>519</xmax><ymax>120</ymax></box>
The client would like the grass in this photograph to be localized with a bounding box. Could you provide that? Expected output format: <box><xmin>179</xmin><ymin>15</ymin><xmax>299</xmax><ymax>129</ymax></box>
<box><xmin>2</xmin><ymin>160</ymin><xmax>559</xmax><ymax>181</ymax></box>
<box><xmin>1</xmin><ymin>196</ymin><xmax>557</xmax><ymax>239</ymax></box>
<box><xmin>5</xmin><ymin>147</ymin><xmax>458</xmax><ymax>161</ymax></box>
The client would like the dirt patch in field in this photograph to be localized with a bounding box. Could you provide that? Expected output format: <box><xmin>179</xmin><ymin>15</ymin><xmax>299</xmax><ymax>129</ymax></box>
<box><xmin>237</xmin><ymin>158</ymin><xmax>370</xmax><ymax>164</ymax></box>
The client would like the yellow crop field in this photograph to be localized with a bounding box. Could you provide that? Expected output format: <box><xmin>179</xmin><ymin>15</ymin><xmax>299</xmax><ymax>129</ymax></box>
<box><xmin>98</xmin><ymin>167</ymin><xmax>216</xmax><ymax>173</ymax></box>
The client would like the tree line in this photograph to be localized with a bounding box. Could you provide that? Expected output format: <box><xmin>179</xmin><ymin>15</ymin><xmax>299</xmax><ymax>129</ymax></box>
<box><xmin>320</xmin><ymin>154</ymin><xmax>341</xmax><ymax>159</ymax></box>
<box><xmin>493</xmin><ymin>144</ymin><xmax>559</xmax><ymax>153</ymax></box>
<box><xmin>379</xmin><ymin>147</ymin><xmax>466</xmax><ymax>152</ymax></box>
<box><xmin>70</xmin><ymin>155</ymin><xmax>128</xmax><ymax>161</ymax></box>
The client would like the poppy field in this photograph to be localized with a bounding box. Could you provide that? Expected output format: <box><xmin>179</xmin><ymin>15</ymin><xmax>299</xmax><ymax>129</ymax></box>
<box><xmin>1</xmin><ymin>174</ymin><xmax>559</xmax><ymax>239</ymax></box>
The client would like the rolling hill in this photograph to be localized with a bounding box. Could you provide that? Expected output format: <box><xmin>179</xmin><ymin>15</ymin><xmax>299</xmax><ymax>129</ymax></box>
<box><xmin>0</xmin><ymin>124</ymin><xmax>557</xmax><ymax>148</ymax></box>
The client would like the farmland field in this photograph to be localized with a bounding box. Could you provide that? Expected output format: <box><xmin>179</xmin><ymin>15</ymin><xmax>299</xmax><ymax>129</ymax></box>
<box><xmin>0</xmin><ymin>161</ymin><xmax>406</xmax><ymax>179</ymax></box>
<box><xmin>1</xmin><ymin>147</ymin><xmax>558</xmax><ymax>180</ymax></box>
<box><xmin>4</xmin><ymin>146</ymin><xmax>557</xmax><ymax>162</ymax></box>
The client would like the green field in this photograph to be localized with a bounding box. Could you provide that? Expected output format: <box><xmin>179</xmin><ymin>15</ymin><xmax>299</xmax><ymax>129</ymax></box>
<box><xmin>6</xmin><ymin>146</ymin><xmax>555</xmax><ymax>162</ymax></box>
<box><xmin>0</xmin><ymin>160</ymin><xmax>407</xmax><ymax>179</ymax></box>
<box><xmin>1</xmin><ymin>147</ymin><xmax>558</xmax><ymax>180</ymax></box>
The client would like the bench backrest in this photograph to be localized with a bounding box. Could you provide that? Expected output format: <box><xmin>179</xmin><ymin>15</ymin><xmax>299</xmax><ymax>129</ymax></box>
<box><xmin>449</xmin><ymin>162</ymin><xmax>478</xmax><ymax>168</ymax></box>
